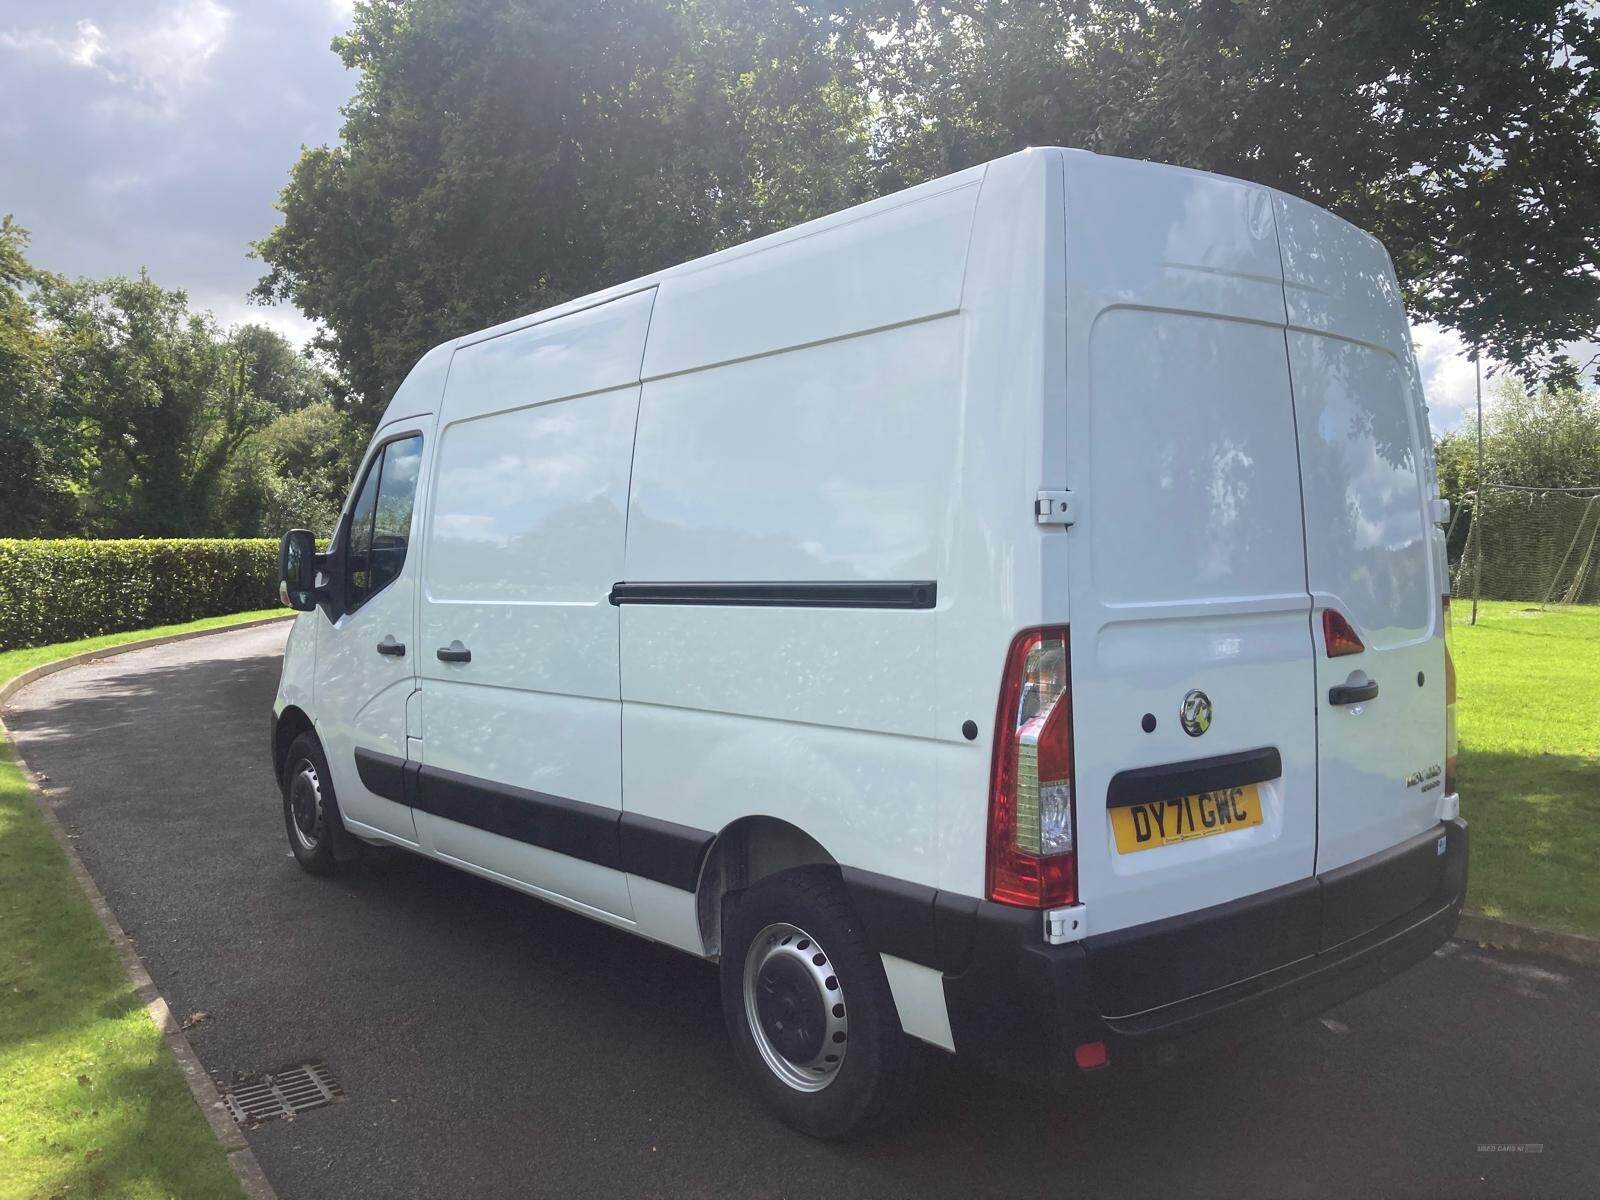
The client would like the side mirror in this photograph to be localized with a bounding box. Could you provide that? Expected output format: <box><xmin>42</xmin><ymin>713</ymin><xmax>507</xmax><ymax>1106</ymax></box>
<box><xmin>278</xmin><ymin>529</ymin><xmax>319</xmax><ymax>612</ymax></box>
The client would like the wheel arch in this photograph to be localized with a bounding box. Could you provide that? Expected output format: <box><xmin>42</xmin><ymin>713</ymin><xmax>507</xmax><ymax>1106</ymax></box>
<box><xmin>272</xmin><ymin>704</ymin><xmax>317</xmax><ymax>786</ymax></box>
<box><xmin>695</xmin><ymin>815</ymin><xmax>839</xmax><ymax>959</ymax></box>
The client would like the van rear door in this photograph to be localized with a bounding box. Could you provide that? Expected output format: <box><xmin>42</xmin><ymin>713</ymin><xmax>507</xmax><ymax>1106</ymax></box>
<box><xmin>1061</xmin><ymin>154</ymin><xmax>1320</xmax><ymax>953</ymax></box>
<box><xmin>1274</xmin><ymin>194</ymin><xmax>1447</xmax><ymax>880</ymax></box>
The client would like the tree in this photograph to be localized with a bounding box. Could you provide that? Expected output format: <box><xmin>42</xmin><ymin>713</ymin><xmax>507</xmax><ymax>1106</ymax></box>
<box><xmin>261</xmin><ymin>1</ymin><xmax>1600</xmax><ymax>422</ymax></box>
<box><xmin>1480</xmin><ymin>376</ymin><xmax>1600</xmax><ymax>489</ymax></box>
<box><xmin>1</xmin><ymin>215</ymin><xmax>350</xmax><ymax>538</ymax></box>
<box><xmin>254</xmin><ymin>0</ymin><xmax>871</xmax><ymax>424</ymax></box>
<box><xmin>36</xmin><ymin>272</ymin><xmax>226</xmax><ymax>535</ymax></box>
<box><xmin>849</xmin><ymin>1</ymin><xmax>1600</xmax><ymax>383</ymax></box>
<box><xmin>1434</xmin><ymin>376</ymin><xmax>1600</xmax><ymax>561</ymax></box>
<box><xmin>33</xmin><ymin>274</ymin><xmax>333</xmax><ymax>535</ymax></box>
<box><xmin>214</xmin><ymin>400</ymin><xmax>364</xmax><ymax>536</ymax></box>
<box><xmin>0</xmin><ymin>215</ymin><xmax>73</xmax><ymax>536</ymax></box>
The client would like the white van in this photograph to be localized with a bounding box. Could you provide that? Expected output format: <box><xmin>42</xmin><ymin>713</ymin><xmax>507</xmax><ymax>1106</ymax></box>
<box><xmin>271</xmin><ymin>147</ymin><xmax>1466</xmax><ymax>1137</ymax></box>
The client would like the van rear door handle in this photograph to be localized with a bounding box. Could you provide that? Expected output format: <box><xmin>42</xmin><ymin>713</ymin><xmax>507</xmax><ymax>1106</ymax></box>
<box><xmin>376</xmin><ymin>635</ymin><xmax>406</xmax><ymax>657</ymax></box>
<box><xmin>1329</xmin><ymin>676</ymin><xmax>1378</xmax><ymax>705</ymax></box>
<box><xmin>436</xmin><ymin>640</ymin><xmax>472</xmax><ymax>663</ymax></box>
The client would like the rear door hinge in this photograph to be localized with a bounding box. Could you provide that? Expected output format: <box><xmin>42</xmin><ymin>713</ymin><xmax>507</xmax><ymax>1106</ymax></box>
<box><xmin>1044</xmin><ymin>903</ymin><xmax>1087</xmax><ymax>945</ymax></box>
<box><xmin>1035</xmin><ymin>489</ymin><xmax>1075</xmax><ymax>527</ymax></box>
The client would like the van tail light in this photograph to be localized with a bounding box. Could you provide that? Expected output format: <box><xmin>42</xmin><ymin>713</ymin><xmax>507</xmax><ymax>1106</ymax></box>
<box><xmin>1443</xmin><ymin>596</ymin><xmax>1458</xmax><ymax>794</ymax></box>
<box><xmin>987</xmin><ymin>627</ymin><xmax>1077</xmax><ymax>908</ymax></box>
<box><xmin>1322</xmin><ymin>609</ymin><xmax>1365</xmax><ymax>657</ymax></box>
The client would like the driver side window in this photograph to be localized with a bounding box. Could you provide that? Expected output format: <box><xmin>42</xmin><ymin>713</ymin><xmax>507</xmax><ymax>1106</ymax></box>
<box><xmin>345</xmin><ymin>434</ymin><xmax>423</xmax><ymax>610</ymax></box>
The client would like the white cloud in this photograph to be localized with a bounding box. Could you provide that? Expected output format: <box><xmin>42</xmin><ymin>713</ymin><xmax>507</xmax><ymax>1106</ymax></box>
<box><xmin>0</xmin><ymin>19</ymin><xmax>102</xmax><ymax>65</ymax></box>
<box><xmin>1</xmin><ymin>1</ymin><xmax>233</xmax><ymax>114</ymax></box>
<box><xmin>1412</xmin><ymin>322</ymin><xmax>1498</xmax><ymax>439</ymax></box>
<box><xmin>206</xmin><ymin>295</ymin><xmax>322</xmax><ymax>348</ymax></box>
<box><xmin>1411</xmin><ymin>325</ymin><xmax>1600</xmax><ymax>439</ymax></box>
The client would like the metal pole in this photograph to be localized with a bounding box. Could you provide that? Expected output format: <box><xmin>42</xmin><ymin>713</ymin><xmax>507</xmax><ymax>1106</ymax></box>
<box><xmin>1471</xmin><ymin>349</ymin><xmax>1483</xmax><ymax>625</ymax></box>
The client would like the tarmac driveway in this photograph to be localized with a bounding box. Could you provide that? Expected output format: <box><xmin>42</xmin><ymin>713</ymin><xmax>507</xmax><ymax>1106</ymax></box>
<box><xmin>5</xmin><ymin>621</ymin><xmax>1597</xmax><ymax>1199</ymax></box>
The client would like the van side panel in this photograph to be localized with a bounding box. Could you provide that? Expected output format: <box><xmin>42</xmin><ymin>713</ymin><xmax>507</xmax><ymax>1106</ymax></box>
<box><xmin>413</xmin><ymin>292</ymin><xmax>654</xmax><ymax>919</ymax></box>
<box><xmin>930</xmin><ymin>148</ymin><xmax>1066</xmax><ymax>899</ymax></box>
<box><xmin>620</xmin><ymin>319</ymin><xmax>957</xmax><ymax>888</ymax></box>
<box><xmin>620</xmin><ymin>182</ymin><xmax>989</xmax><ymax>896</ymax></box>
<box><xmin>640</xmin><ymin>172</ymin><xmax>981</xmax><ymax>380</ymax></box>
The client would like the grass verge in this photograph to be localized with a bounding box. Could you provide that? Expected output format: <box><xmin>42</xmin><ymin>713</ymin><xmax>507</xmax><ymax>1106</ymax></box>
<box><xmin>0</xmin><ymin>609</ymin><xmax>282</xmax><ymax>1200</ymax></box>
<box><xmin>0</xmin><ymin>609</ymin><xmax>283</xmax><ymax>683</ymax></box>
<box><xmin>1453</xmin><ymin>600</ymin><xmax>1600</xmax><ymax>938</ymax></box>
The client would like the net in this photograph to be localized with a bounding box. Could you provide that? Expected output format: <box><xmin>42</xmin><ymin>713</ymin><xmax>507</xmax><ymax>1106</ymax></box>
<box><xmin>1453</xmin><ymin>484</ymin><xmax>1600</xmax><ymax>607</ymax></box>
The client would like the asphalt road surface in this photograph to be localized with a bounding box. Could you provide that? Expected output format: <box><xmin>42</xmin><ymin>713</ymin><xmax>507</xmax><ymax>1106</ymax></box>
<box><xmin>6</xmin><ymin>622</ymin><xmax>1598</xmax><ymax>1200</ymax></box>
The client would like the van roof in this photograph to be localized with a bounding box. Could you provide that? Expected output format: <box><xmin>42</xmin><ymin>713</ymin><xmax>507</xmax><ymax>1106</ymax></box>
<box><xmin>376</xmin><ymin>147</ymin><xmax>1385</xmax><ymax>429</ymax></box>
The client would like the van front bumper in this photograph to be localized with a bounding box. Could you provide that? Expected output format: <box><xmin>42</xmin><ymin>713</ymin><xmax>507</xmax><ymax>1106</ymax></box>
<box><xmin>937</xmin><ymin>818</ymin><xmax>1468</xmax><ymax>1085</ymax></box>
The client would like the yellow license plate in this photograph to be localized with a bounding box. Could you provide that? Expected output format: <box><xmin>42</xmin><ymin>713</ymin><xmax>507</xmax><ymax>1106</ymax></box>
<box><xmin>1111</xmin><ymin>785</ymin><xmax>1263</xmax><ymax>854</ymax></box>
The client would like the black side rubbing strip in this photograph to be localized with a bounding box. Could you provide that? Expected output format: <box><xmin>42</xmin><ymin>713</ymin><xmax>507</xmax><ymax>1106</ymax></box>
<box><xmin>412</xmin><ymin>763</ymin><xmax>622</xmax><ymax>870</ymax></box>
<box><xmin>354</xmin><ymin>748</ymin><xmax>407</xmax><ymax>803</ymax></box>
<box><xmin>609</xmin><ymin>581</ymin><xmax>936</xmax><ymax>609</ymax></box>
<box><xmin>353</xmin><ymin>749</ymin><xmax>972</xmax><ymax>972</ymax></box>
<box><xmin>842</xmin><ymin>867</ymin><xmax>942</xmax><ymax>970</ymax></box>
<box><xmin>1106</xmin><ymin>747</ymin><xmax>1282</xmax><ymax>810</ymax></box>
<box><xmin>619</xmin><ymin>813</ymin><xmax>715</xmax><ymax>892</ymax></box>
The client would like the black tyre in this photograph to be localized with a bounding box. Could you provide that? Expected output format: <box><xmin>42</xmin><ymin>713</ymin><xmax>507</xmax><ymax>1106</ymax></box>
<box><xmin>281</xmin><ymin>732</ymin><xmax>348</xmax><ymax>876</ymax></box>
<box><xmin>720</xmin><ymin>867</ymin><xmax>910</xmax><ymax>1137</ymax></box>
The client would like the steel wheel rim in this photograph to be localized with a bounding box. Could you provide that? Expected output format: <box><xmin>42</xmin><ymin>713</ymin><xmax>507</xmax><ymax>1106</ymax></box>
<box><xmin>288</xmin><ymin>759</ymin><xmax>325</xmax><ymax>852</ymax></box>
<box><xmin>742</xmin><ymin>921</ymin><xmax>848</xmax><ymax>1092</ymax></box>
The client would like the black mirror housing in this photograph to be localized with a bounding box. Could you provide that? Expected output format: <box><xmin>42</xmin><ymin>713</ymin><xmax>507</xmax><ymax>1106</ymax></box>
<box><xmin>278</xmin><ymin>529</ymin><xmax>319</xmax><ymax>611</ymax></box>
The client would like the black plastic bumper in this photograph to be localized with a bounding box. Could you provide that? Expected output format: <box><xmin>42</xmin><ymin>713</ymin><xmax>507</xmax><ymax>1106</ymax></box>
<box><xmin>941</xmin><ymin>818</ymin><xmax>1468</xmax><ymax>1085</ymax></box>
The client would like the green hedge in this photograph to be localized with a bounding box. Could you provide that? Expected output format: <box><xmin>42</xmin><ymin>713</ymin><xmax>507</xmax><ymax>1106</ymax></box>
<box><xmin>0</xmin><ymin>539</ymin><xmax>280</xmax><ymax>651</ymax></box>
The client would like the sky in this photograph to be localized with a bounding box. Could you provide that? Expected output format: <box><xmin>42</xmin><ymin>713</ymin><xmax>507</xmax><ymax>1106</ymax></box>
<box><xmin>0</xmin><ymin>0</ymin><xmax>352</xmax><ymax>344</ymax></box>
<box><xmin>0</xmin><ymin>0</ymin><xmax>1587</xmax><ymax>437</ymax></box>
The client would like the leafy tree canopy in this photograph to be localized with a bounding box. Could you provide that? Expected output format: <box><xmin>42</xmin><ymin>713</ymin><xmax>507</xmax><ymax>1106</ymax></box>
<box><xmin>1437</xmin><ymin>376</ymin><xmax>1600</xmax><ymax>504</ymax></box>
<box><xmin>254</xmin><ymin>0</ymin><xmax>870</xmax><ymax>424</ymax></box>
<box><xmin>0</xmin><ymin>218</ymin><xmax>354</xmax><ymax>538</ymax></box>
<box><xmin>0</xmin><ymin>215</ymin><xmax>74</xmax><ymax>534</ymax></box>
<box><xmin>853</xmin><ymin>0</ymin><xmax>1600</xmax><ymax>382</ymax></box>
<box><xmin>256</xmin><ymin>0</ymin><xmax>1600</xmax><ymax>424</ymax></box>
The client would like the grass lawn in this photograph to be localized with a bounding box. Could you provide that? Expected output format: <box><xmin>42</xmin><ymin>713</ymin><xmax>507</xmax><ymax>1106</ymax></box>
<box><xmin>0</xmin><ymin>609</ymin><xmax>281</xmax><ymax>1200</ymax></box>
<box><xmin>1453</xmin><ymin>599</ymin><xmax>1600</xmax><ymax>938</ymax></box>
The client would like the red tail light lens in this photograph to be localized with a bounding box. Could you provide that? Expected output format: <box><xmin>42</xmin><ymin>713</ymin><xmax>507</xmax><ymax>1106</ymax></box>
<box><xmin>1443</xmin><ymin>596</ymin><xmax>1458</xmax><ymax>794</ymax></box>
<box><xmin>1322</xmin><ymin>609</ymin><xmax>1365</xmax><ymax>657</ymax></box>
<box><xmin>987</xmin><ymin>627</ymin><xmax>1077</xmax><ymax>908</ymax></box>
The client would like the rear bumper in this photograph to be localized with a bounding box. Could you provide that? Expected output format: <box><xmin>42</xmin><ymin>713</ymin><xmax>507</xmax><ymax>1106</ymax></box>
<box><xmin>941</xmin><ymin>819</ymin><xmax>1468</xmax><ymax>1084</ymax></box>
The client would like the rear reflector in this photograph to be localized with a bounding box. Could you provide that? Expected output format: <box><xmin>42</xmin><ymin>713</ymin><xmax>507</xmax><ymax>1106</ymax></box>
<box><xmin>1322</xmin><ymin>609</ymin><xmax>1365</xmax><ymax>657</ymax></box>
<box><xmin>1074</xmin><ymin>1041</ymin><xmax>1108</xmax><ymax>1070</ymax></box>
<box><xmin>987</xmin><ymin>627</ymin><xmax>1077</xmax><ymax>908</ymax></box>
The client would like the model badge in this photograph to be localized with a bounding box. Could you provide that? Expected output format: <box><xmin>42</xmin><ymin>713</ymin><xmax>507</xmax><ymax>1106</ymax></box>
<box><xmin>1179</xmin><ymin>689</ymin><xmax>1212</xmax><ymax>738</ymax></box>
<box><xmin>1405</xmin><ymin>764</ymin><xmax>1443</xmax><ymax>793</ymax></box>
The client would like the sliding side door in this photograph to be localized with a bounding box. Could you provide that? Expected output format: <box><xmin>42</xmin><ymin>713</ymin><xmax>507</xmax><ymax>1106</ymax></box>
<box><xmin>414</xmin><ymin>291</ymin><xmax>654</xmax><ymax>920</ymax></box>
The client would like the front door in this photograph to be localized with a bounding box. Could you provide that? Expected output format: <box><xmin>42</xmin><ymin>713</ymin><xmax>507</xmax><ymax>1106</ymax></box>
<box><xmin>317</xmin><ymin>425</ymin><xmax>428</xmax><ymax>844</ymax></box>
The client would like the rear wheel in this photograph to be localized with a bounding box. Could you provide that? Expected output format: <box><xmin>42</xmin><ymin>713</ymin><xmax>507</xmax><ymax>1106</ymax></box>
<box><xmin>719</xmin><ymin>868</ymin><xmax>909</xmax><ymax>1137</ymax></box>
<box><xmin>281</xmin><ymin>732</ymin><xmax>346</xmax><ymax>876</ymax></box>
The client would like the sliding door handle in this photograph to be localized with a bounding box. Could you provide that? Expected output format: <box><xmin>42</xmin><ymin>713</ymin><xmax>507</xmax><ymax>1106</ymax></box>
<box><xmin>436</xmin><ymin>640</ymin><xmax>472</xmax><ymax>663</ymax></box>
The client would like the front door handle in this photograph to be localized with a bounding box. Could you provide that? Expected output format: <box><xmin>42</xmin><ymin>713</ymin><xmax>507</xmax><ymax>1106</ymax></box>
<box><xmin>436</xmin><ymin>640</ymin><xmax>472</xmax><ymax>663</ymax></box>
<box><xmin>376</xmin><ymin>635</ymin><xmax>406</xmax><ymax>657</ymax></box>
<box><xmin>1330</xmin><ymin>675</ymin><xmax>1379</xmax><ymax>705</ymax></box>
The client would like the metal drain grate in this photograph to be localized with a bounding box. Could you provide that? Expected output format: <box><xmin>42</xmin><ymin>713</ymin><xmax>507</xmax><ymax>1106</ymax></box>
<box><xmin>222</xmin><ymin>1061</ymin><xmax>345</xmax><ymax>1125</ymax></box>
